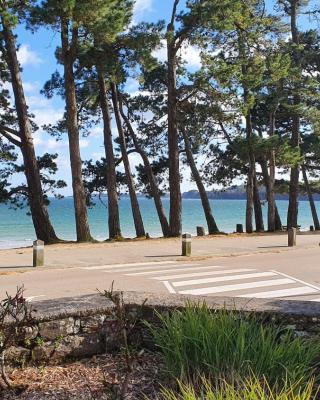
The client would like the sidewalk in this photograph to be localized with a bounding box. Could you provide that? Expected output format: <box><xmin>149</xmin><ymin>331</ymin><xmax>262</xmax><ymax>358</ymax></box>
<box><xmin>0</xmin><ymin>232</ymin><xmax>319</xmax><ymax>272</ymax></box>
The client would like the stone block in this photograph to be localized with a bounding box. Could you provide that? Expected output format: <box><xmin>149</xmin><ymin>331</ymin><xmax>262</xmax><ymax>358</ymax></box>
<box><xmin>39</xmin><ymin>317</ymin><xmax>75</xmax><ymax>340</ymax></box>
<box><xmin>81</xmin><ymin>314</ymin><xmax>106</xmax><ymax>333</ymax></box>
<box><xmin>23</xmin><ymin>326</ymin><xmax>39</xmax><ymax>341</ymax></box>
<box><xmin>32</xmin><ymin>344</ymin><xmax>55</xmax><ymax>362</ymax></box>
<box><xmin>5</xmin><ymin>346</ymin><xmax>31</xmax><ymax>365</ymax></box>
<box><xmin>70</xmin><ymin>334</ymin><xmax>104</xmax><ymax>358</ymax></box>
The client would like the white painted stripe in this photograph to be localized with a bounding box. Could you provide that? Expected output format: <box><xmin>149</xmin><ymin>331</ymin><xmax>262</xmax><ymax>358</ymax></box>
<box><xmin>81</xmin><ymin>261</ymin><xmax>176</xmax><ymax>270</ymax></box>
<box><xmin>172</xmin><ymin>272</ymin><xmax>277</xmax><ymax>288</ymax></box>
<box><xmin>25</xmin><ymin>295</ymin><xmax>46</xmax><ymax>302</ymax></box>
<box><xmin>163</xmin><ymin>281</ymin><xmax>176</xmax><ymax>294</ymax></box>
<box><xmin>271</xmin><ymin>270</ymin><xmax>320</xmax><ymax>291</ymax></box>
<box><xmin>152</xmin><ymin>268</ymin><xmax>255</xmax><ymax>281</ymax></box>
<box><xmin>238</xmin><ymin>286</ymin><xmax>318</xmax><ymax>299</ymax></box>
<box><xmin>309</xmin><ymin>298</ymin><xmax>320</xmax><ymax>302</ymax></box>
<box><xmin>126</xmin><ymin>265</ymin><xmax>223</xmax><ymax>276</ymax></box>
<box><xmin>178</xmin><ymin>278</ymin><xmax>294</xmax><ymax>296</ymax></box>
<box><xmin>109</xmin><ymin>263</ymin><xmax>198</xmax><ymax>274</ymax></box>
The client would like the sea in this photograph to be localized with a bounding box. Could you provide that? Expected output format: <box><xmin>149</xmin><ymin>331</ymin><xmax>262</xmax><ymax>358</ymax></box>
<box><xmin>0</xmin><ymin>197</ymin><xmax>319</xmax><ymax>249</ymax></box>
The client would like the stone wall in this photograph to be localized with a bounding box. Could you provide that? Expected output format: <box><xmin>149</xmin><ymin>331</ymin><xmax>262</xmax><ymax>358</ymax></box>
<box><xmin>5</xmin><ymin>292</ymin><xmax>320</xmax><ymax>366</ymax></box>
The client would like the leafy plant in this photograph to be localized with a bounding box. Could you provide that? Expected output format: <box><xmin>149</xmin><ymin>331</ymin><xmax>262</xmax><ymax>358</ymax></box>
<box><xmin>0</xmin><ymin>286</ymin><xmax>32</xmax><ymax>391</ymax></box>
<box><xmin>148</xmin><ymin>302</ymin><xmax>320</xmax><ymax>385</ymax></box>
<box><xmin>100</xmin><ymin>282</ymin><xmax>147</xmax><ymax>400</ymax></box>
<box><xmin>161</xmin><ymin>376</ymin><xmax>318</xmax><ymax>400</ymax></box>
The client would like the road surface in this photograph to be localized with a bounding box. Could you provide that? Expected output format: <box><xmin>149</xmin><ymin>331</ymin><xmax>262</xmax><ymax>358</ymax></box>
<box><xmin>0</xmin><ymin>233</ymin><xmax>319</xmax><ymax>302</ymax></box>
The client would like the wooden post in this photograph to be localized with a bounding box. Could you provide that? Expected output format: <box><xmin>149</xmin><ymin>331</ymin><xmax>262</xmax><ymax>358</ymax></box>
<box><xmin>288</xmin><ymin>228</ymin><xmax>297</xmax><ymax>247</ymax></box>
<box><xmin>197</xmin><ymin>226</ymin><xmax>205</xmax><ymax>236</ymax></box>
<box><xmin>182</xmin><ymin>233</ymin><xmax>191</xmax><ymax>257</ymax></box>
<box><xmin>33</xmin><ymin>240</ymin><xmax>44</xmax><ymax>267</ymax></box>
<box><xmin>310</xmin><ymin>225</ymin><xmax>314</xmax><ymax>232</ymax></box>
<box><xmin>236</xmin><ymin>224</ymin><xmax>244</xmax><ymax>233</ymax></box>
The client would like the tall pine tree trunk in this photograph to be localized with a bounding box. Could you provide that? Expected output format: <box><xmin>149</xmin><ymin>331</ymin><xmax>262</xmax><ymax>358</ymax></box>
<box><xmin>97</xmin><ymin>70</ymin><xmax>122</xmax><ymax>239</ymax></box>
<box><xmin>260</xmin><ymin>159</ymin><xmax>283</xmax><ymax>231</ymax></box>
<box><xmin>238</xmin><ymin>32</ymin><xmax>254</xmax><ymax>234</ymax></box>
<box><xmin>245</xmin><ymin>113</ymin><xmax>255</xmax><ymax>234</ymax></box>
<box><xmin>167</xmin><ymin>23</ymin><xmax>182</xmax><ymax>237</ymax></box>
<box><xmin>302</xmin><ymin>165</ymin><xmax>320</xmax><ymax>230</ymax></box>
<box><xmin>268</xmin><ymin>111</ymin><xmax>276</xmax><ymax>231</ymax></box>
<box><xmin>182</xmin><ymin>127</ymin><xmax>219</xmax><ymax>234</ymax></box>
<box><xmin>2</xmin><ymin>18</ymin><xmax>59</xmax><ymax>244</ymax></box>
<box><xmin>110</xmin><ymin>82</ymin><xmax>145</xmax><ymax>238</ymax></box>
<box><xmin>287</xmin><ymin>0</ymin><xmax>301</xmax><ymax>229</ymax></box>
<box><xmin>118</xmin><ymin>97</ymin><xmax>170</xmax><ymax>237</ymax></box>
<box><xmin>253</xmin><ymin>174</ymin><xmax>264</xmax><ymax>232</ymax></box>
<box><xmin>61</xmin><ymin>20</ymin><xmax>92</xmax><ymax>242</ymax></box>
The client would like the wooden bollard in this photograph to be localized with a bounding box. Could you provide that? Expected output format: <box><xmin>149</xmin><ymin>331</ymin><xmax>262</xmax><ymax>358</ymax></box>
<box><xmin>197</xmin><ymin>226</ymin><xmax>205</xmax><ymax>236</ymax></box>
<box><xmin>33</xmin><ymin>240</ymin><xmax>44</xmax><ymax>267</ymax></box>
<box><xmin>288</xmin><ymin>228</ymin><xmax>297</xmax><ymax>247</ymax></box>
<box><xmin>182</xmin><ymin>233</ymin><xmax>191</xmax><ymax>257</ymax></box>
<box><xmin>236</xmin><ymin>224</ymin><xmax>244</xmax><ymax>233</ymax></box>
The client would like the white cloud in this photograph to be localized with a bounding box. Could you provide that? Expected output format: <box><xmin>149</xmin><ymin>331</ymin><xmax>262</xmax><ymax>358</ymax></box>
<box><xmin>152</xmin><ymin>41</ymin><xmax>167</xmax><ymax>62</ymax></box>
<box><xmin>23</xmin><ymin>81</ymin><xmax>40</xmax><ymax>93</ymax></box>
<box><xmin>125</xmin><ymin>78</ymin><xmax>140</xmax><ymax>94</ymax></box>
<box><xmin>152</xmin><ymin>40</ymin><xmax>202</xmax><ymax>69</ymax></box>
<box><xmin>178</xmin><ymin>43</ymin><xmax>202</xmax><ymax>68</ymax></box>
<box><xmin>17</xmin><ymin>44</ymin><xmax>43</xmax><ymax>67</ymax></box>
<box><xmin>32</xmin><ymin>107</ymin><xmax>64</xmax><ymax>127</ymax></box>
<box><xmin>90</xmin><ymin>126</ymin><xmax>103</xmax><ymax>138</ymax></box>
<box><xmin>91</xmin><ymin>151</ymin><xmax>105</xmax><ymax>160</ymax></box>
<box><xmin>33</xmin><ymin>134</ymin><xmax>68</xmax><ymax>151</ymax></box>
<box><xmin>79</xmin><ymin>139</ymin><xmax>89</xmax><ymax>149</ymax></box>
<box><xmin>132</xmin><ymin>0</ymin><xmax>153</xmax><ymax>23</ymax></box>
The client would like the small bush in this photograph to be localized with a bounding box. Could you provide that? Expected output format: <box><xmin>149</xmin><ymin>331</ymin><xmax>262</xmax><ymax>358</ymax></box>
<box><xmin>161</xmin><ymin>377</ymin><xmax>318</xmax><ymax>400</ymax></box>
<box><xmin>149</xmin><ymin>302</ymin><xmax>320</xmax><ymax>385</ymax></box>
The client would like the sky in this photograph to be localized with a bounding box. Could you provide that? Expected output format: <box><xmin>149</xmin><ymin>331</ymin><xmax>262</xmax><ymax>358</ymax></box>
<box><xmin>10</xmin><ymin>0</ymin><xmax>319</xmax><ymax>195</ymax></box>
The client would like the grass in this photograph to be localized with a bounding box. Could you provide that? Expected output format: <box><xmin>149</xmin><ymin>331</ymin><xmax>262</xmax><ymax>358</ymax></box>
<box><xmin>148</xmin><ymin>302</ymin><xmax>320</xmax><ymax>385</ymax></box>
<box><xmin>161</xmin><ymin>377</ymin><xmax>318</xmax><ymax>400</ymax></box>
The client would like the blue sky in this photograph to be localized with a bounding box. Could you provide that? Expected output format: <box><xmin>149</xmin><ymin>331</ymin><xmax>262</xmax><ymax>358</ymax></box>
<box><xmin>12</xmin><ymin>0</ymin><xmax>319</xmax><ymax>195</ymax></box>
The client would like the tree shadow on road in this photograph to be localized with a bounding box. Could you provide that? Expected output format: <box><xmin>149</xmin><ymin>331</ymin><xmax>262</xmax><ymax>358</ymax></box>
<box><xmin>0</xmin><ymin>265</ymin><xmax>32</xmax><ymax>269</ymax></box>
<box><xmin>257</xmin><ymin>246</ymin><xmax>288</xmax><ymax>249</ymax></box>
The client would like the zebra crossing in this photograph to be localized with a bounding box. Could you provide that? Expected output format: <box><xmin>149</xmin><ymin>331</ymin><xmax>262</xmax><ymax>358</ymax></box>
<box><xmin>79</xmin><ymin>261</ymin><xmax>320</xmax><ymax>301</ymax></box>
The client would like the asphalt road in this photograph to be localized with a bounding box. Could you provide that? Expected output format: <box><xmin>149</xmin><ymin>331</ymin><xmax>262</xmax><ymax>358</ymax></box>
<box><xmin>0</xmin><ymin>234</ymin><xmax>319</xmax><ymax>302</ymax></box>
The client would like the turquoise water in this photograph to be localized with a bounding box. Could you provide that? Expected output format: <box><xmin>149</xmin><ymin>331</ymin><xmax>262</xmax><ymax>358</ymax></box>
<box><xmin>0</xmin><ymin>197</ymin><xmax>319</xmax><ymax>249</ymax></box>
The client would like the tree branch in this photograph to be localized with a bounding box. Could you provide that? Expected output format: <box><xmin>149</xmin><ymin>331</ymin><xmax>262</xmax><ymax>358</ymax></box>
<box><xmin>0</xmin><ymin>124</ymin><xmax>22</xmax><ymax>138</ymax></box>
<box><xmin>8</xmin><ymin>186</ymin><xmax>29</xmax><ymax>197</ymax></box>
<box><xmin>170</xmin><ymin>0</ymin><xmax>180</xmax><ymax>27</ymax></box>
<box><xmin>115</xmin><ymin>149</ymin><xmax>139</xmax><ymax>167</ymax></box>
<box><xmin>218</xmin><ymin>122</ymin><xmax>234</xmax><ymax>147</ymax></box>
<box><xmin>0</xmin><ymin>128</ymin><xmax>22</xmax><ymax>147</ymax></box>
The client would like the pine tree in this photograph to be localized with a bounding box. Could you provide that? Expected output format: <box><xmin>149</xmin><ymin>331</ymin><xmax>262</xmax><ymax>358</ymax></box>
<box><xmin>29</xmin><ymin>0</ymin><xmax>94</xmax><ymax>242</ymax></box>
<box><xmin>0</xmin><ymin>2</ymin><xmax>60</xmax><ymax>243</ymax></box>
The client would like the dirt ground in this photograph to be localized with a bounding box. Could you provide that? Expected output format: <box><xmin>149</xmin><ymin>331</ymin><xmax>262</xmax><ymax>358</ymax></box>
<box><xmin>1</xmin><ymin>351</ymin><xmax>167</xmax><ymax>400</ymax></box>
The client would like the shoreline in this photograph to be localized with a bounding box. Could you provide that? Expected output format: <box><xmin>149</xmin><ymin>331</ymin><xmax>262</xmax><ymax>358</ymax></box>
<box><xmin>1</xmin><ymin>198</ymin><xmax>319</xmax><ymax>251</ymax></box>
<box><xmin>0</xmin><ymin>230</ymin><xmax>319</xmax><ymax>253</ymax></box>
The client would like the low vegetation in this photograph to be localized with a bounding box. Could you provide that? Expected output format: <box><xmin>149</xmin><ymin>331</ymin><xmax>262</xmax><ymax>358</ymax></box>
<box><xmin>161</xmin><ymin>377</ymin><xmax>318</xmax><ymax>400</ymax></box>
<box><xmin>1</xmin><ymin>290</ymin><xmax>320</xmax><ymax>399</ymax></box>
<box><xmin>149</xmin><ymin>302</ymin><xmax>320</xmax><ymax>398</ymax></box>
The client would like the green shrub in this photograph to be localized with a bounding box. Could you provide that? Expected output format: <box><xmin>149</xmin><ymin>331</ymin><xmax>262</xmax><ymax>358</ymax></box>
<box><xmin>161</xmin><ymin>377</ymin><xmax>318</xmax><ymax>400</ymax></box>
<box><xmin>149</xmin><ymin>302</ymin><xmax>320</xmax><ymax>385</ymax></box>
